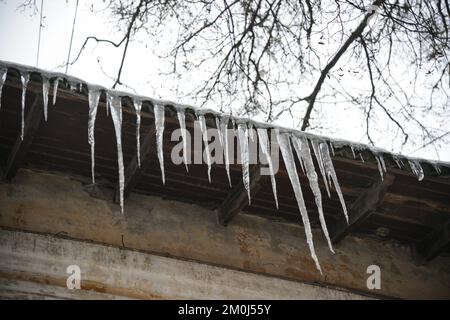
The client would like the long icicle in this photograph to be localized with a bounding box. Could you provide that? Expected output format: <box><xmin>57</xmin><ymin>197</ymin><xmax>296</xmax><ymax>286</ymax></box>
<box><xmin>177</xmin><ymin>109</ymin><xmax>189</xmax><ymax>172</ymax></box>
<box><xmin>87</xmin><ymin>86</ymin><xmax>100</xmax><ymax>184</ymax></box>
<box><xmin>319</xmin><ymin>142</ymin><xmax>349</xmax><ymax>223</ymax></box>
<box><xmin>154</xmin><ymin>103</ymin><xmax>165</xmax><ymax>184</ymax></box>
<box><xmin>216</xmin><ymin>116</ymin><xmax>223</xmax><ymax>147</ymax></box>
<box><xmin>277</xmin><ymin>131</ymin><xmax>322</xmax><ymax>274</ymax></box>
<box><xmin>108</xmin><ymin>93</ymin><xmax>125</xmax><ymax>214</ymax></box>
<box><xmin>0</xmin><ymin>67</ymin><xmax>7</xmax><ymax>110</ymax></box>
<box><xmin>292</xmin><ymin>135</ymin><xmax>334</xmax><ymax>253</ymax></box>
<box><xmin>133</xmin><ymin>98</ymin><xmax>142</xmax><ymax>167</ymax></box>
<box><xmin>257</xmin><ymin>128</ymin><xmax>278</xmax><ymax>208</ymax></box>
<box><xmin>238</xmin><ymin>123</ymin><xmax>251</xmax><ymax>204</ymax></box>
<box><xmin>52</xmin><ymin>77</ymin><xmax>60</xmax><ymax>105</ymax></box>
<box><xmin>198</xmin><ymin>114</ymin><xmax>212</xmax><ymax>183</ymax></box>
<box><xmin>20</xmin><ymin>72</ymin><xmax>30</xmax><ymax>140</ymax></box>
<box><xmin>311</xmin><ymin>139</ymin><xmax>331</xmax><ymax>197</ymax></box>
<box><xmin>42</xmin><ymin>76</ymin><xmax>50</xmax><ymax>121</ymax></box>
<box><xmin>220</xmin><ymin>116</ymin><xmax>232</xmax><ymax>187</ymax></box>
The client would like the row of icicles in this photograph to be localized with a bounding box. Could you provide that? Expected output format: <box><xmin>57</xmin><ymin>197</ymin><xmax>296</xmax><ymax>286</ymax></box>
<box><xmin>0</xmin><ymin>66</ymin><xmax>431</xmax><ymax>273</ymax></box>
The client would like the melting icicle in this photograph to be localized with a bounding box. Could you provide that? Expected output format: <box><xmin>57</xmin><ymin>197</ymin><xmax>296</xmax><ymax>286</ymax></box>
<box><xmin>133</xmin><ymin>98</ymin><xmax>142</xmax><ymax>168</ymax></box>
<box><xmin>257</xmin><ymin>128</ymin><xmax>278</xmax><ymax>209</ymax></box>
<box><xmin>177</xmin><ymin>108</ymin><xmax>189</xmax><ymax>172</ymax></box>
<box><xmin>409</xmin><ymin>159</ymin><xmax>424</xmax><ymax>181</ymax></box>
<box><xmin>108</xmin><ymin>93</ymin><xmax>125</xmax><ymax>213</ymax></box>
<box><xmin>374</xmin><ymin>153</ymin><xmax>387</xmax><ymax>181</ymax></box>
<box><xmin>311</xmin><ymin>139</ymin><xmax>331</xmax><ymax>197</ymax></box>
<box><xmin>69</xmin><ymin>81</ymin><xmax>77</xmax><ymax>92</ymax></box>
<box><xmin>42</xmin><ymin>76</ymin><xmax>50</xmax><ymax>121</ymax></box>
<box><xmin>52</xmin><ymin>78</ymin><xmax>60</xmax><ymax>105</ymax></box>
<box><xmin>198</xmin><ymin>114</ymin><xmax>212</xmax><ymax>183</ymax></box>
<box><xmin>20</xmin><ymin>72</ymin><xmax>30</xmax><ymax>140</ymax></box>
<box><xmin>238</xmin><ymin>123</ymin><xmax>251</xmax><ymax>204</ymax></box>
<box><xmin>154</xmin><ymin>103</ymin><xmax>165</xmax><ymax>184</ymax></box>
<box><xmin>0</xmin><ymin>67</ymin><xmax>7</xmax><ymax>110</ymax></box>
<box><xmin>431</xmin><ymin>163</ymin><xmax>441</xmax><ymax>175</ymax></box>
<box><xmin>215</xmin><ymin>116</ymin><xmax>223</xmax><ymax>147</ymax></box>
<box><xmin>87</xmin><ymin>87</ymin><xmax>100</xmax><ymax>184</ymax></box>
<box><xmin>248</xmin><ymin>122</ymin><xmax>255</xmax><ymax>141</ymax></box>
<box><xmin>319</xmin><ymin>142</ymin><xmax>349</xmax><ymax>223</ymax></box>
<box><xmin>292</xmin><ymin>135</ymin><xmax>334</xmax><ymax>254</ymax></box>
<box><xmin>277</xmin><ymin>131</ymin><xmax>322</xmax><ymax>274</ymax></box>
<box><xmin>375</xmin><ymin>156</ymin><xmax>385</xmax><ymax>181</ymax></box>
<box><xmin>329</xmin><ymin>141</ymin><xmax>335</xmax><ymax>156</ymax></box>
<box><xmin>220</xmin><ymin>116</ymin><xmax>232</xmax><ymax>187</ymax></box>
<box><xmin>350</xmin><ymin>146</ymin><xmax>356</xmax><ymax>159</ymax></box>
<box><xmin>392</xmin><ymin>155</ymin><xmax>403</xmax><ymax>169</ymax></box>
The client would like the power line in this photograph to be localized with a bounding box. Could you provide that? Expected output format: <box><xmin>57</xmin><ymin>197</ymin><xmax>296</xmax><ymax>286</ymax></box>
<box><xmin>65</xmin><ymin>0</ymin><xmax>80</xmax><ymax>74</ymax></box>
<box><xmin>36</xmin><ymin>0</ymin><xmax>44</xmax><ymax>67</ymax></box>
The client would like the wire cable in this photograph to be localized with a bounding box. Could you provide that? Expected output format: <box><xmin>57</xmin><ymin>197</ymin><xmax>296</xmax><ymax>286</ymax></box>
<box><xmin>65</xmin><ymin>0</ymin><xmax>80</xmax><ymax>74</ymax></box>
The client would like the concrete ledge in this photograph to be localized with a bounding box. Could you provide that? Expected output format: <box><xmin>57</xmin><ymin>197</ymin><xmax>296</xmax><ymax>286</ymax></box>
<box><xmin>0</xmin><ymin>229</ymin><xmax>367</xmax><ymax>299</ymax></box>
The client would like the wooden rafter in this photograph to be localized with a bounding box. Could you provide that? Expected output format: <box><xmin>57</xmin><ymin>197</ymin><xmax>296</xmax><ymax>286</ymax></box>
<box><xmin>414</xmin><ymin>220</ymin><xmax>450</xmax><ymax>264</ymax></box>
<box><xmin>331</xmin><ymin>174</ymin><xmax>395</xmax><ymax>244</ymax></box>
<box><xmin>3</xmin><ymin>94</ymin><xmax>43</xmax><ymax>181</ymax></box>
<box><xmin>114</xmin><ymin>126</ymin><xmax>156</xmax><ymax>202</ymax></box>
<box><xmin>217</xmin><ymin>164</ymin><xmax>268</xmax><ymax>226</ymax></box>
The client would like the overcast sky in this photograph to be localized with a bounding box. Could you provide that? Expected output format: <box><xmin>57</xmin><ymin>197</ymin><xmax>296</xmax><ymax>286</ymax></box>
<box><xmin>0</xmin><ymin>0</ymin><xmax>448</xmax><ymax>162</ymax></box>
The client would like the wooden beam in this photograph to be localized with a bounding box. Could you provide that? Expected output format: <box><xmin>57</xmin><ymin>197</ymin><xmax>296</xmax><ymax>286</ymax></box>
<box><xmin>414</xmin><ymin>220</ymin><xmax>450</xmax><ymax>264</ymax></box>
<box><xmin>217</xmin><ymin>164</ymin><xmax>269</xmax><ymax>226</ymax></box>
<box><xmin>115</xmin><ymin>126</ymin><xmax>156</xmax><ymax>202</ymax></box>
<box><xmin>3</xmin><ymin>94</ymin><xmax>43</xmax><ymax>181</ymax></box>
<box><xmin>331</xmin><ymin>174</ymin><xmax>395</xmax><ymax>244</ymax></box>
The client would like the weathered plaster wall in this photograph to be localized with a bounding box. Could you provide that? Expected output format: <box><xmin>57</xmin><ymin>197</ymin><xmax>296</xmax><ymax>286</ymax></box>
<box><xmin>0</xmin><ymin>229</ymin><xmax>367</xmax><ymax>299</ymax></box>
<box><xmin>0</xmin><ymin>169</ymin><xmax>449</xmax><ymax>299</ymax></box>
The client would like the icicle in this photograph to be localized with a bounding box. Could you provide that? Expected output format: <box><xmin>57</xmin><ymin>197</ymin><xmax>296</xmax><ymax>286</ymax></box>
<box><xmin>409</xmin><ymin>159</ymin><xmax>424</xmax><ymax>181</ymax></box>
<box><xmin>311</xmin><ymin>139</ymin><xmax>331</xmax><ymax>197</ymax></box>
<box><xmin>108</xmin><ymin>93</ymin><xmax>125</xmax><ymax>213</ymax></box>
<box><xmin>431</xmin><ymin>163</ymin><xmax>441</xmax><ymax>175</ymax></box>
<box><xmin>220</xmin><ymin>116</ymin><xmax>232</xmax><ymax>187</ymax></box>
<box><xmin>375</xmin><ymin>156</ymin><xmax>384</xmax><ymax>181</ymax></box>
<box><xmin>292</xmin><ymin>135</ymin><xmax>334</xmax><ymax>254</ymax></box>
<box><xmin>154</xmin><ymin>103</ymin><xmax>165</xmax><ymax>184</ymax></box>
<box><xmin>379</xmin><ymin>154</ymin><xmax>387</xmax><ymax>172</ymax></box>
<box><xmin>319</xmin><ymin>142</ymin><xmax>348</xmax><ymax>223</ymax></box>
<box><xmin>257</xmin><ymin>128</ymin><xmax>278</xmax><ymax>209</ymax></box>
<box><xmin>20</xmin><ymin>72</ymin><xmax>30</xmax><ymax>140</ymax></box>
<box><xmin>133</xmin><ymin>98</ymin><xmax>142</xmax><ymax>168</ymax></box>
<box><xmin>52</xmin><ymin>78</ymin><xmax>60</xmax><ymax>105</ymax></box>
<box><xmin>350</xmin><ymin>146</ymin><xmax>356</xmax><ymax>159</ymax></box>
<box><xmin>276</xmin><ymin>131</ymin><xmax>322</xmax><ymax>274</ymax></box>
<box><xmin>359</xmin><ymin>153</ymin><xmax>365</xmax><ymax>163</ymax></box>
<box><xmin>0</xmin><ymin>67</ymin><xmax>7</xmax><ymax>110</ymax></box>
<box><xmin>69</xmin><ymin>81</ymin><xmax>77</xmax><ymax>92</ymax></box>
<box><xmin>329</xmin><ymin>141</ymin><xmax>335</xmax><ymax>156</ymax></box>
<box><xmin>392</xmin><ymin>155</ymin><xmax>402</xmax><ymax>169</ymax></box>
<box><xmin>42</xmin><ymin>76</ymin><xmax>50</xmax><ymax>121</ymax></box>
<box><xmin>215</xmin><ymin>116</ymin><xmax>223</xmax><ymax>147</ymax></box>
<box><xmin>198</xmin><ymin>114</ymin><xmax>212</xmax><ymax>183</ymax></box>
<box><xmin>177</xmin><ymin>108</ymin><xmax>189</xmax><ymax>172</ymax></box>
<box><xmin>87</xmin><ymin>87</ymin><xmax>100</xmax><ymax>185</ymax></box>
<box><xmin>248</xmin><ymin>122</ymin><xmax>255</xmax><ymax>141</ymax></box>
<box><xmin>237</xmin><ymin>123</ymin><xmax>251</xmax><ymax>204</ymax></box>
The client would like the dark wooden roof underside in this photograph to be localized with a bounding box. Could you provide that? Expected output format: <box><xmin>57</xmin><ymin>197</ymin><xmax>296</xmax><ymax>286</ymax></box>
<box><xmin>1</xmin><ymin>68</ymin><xmax>449</xmax><ymax>263</ymax></box>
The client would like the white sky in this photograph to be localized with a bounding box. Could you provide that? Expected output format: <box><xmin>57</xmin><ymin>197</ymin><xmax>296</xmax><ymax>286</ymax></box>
<box><xmin>0</xmin><ymin>0</ymin><xmax>448</xmax><ymax>162</ymax></box>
